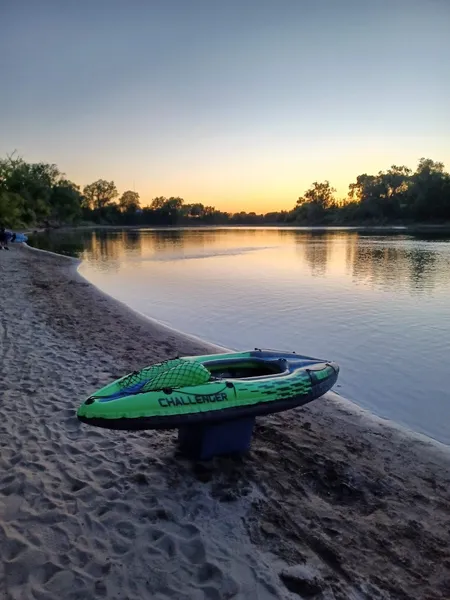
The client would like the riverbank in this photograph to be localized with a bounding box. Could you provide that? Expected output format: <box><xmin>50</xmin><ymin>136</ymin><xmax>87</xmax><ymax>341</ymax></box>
<box><xmin>0</xmin><ymin>245</ymin><xmax>449</xmax><ymax>599</ymax></box>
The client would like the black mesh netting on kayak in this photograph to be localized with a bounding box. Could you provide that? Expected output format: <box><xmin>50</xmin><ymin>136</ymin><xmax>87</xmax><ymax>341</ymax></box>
<box><xmin>141</xmin><ymin>361</ymin><xmax>211</xmax><ymax>392</ymax></box>
<box><xmin>118</xmin><ymin>359</ymin><xmax>185</xmax><ymax>390</ymax></box>
<box><xmin>118</xmin><ymin>359</ymin><xmax>211</xmax><ymax>394</ymax></box>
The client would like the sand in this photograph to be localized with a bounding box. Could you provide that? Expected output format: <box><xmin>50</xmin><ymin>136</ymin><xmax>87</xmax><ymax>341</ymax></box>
<box><xmin>0</xmin><ymin>244</ymin><xmax>449</xmax><ymax>600</ymax></box>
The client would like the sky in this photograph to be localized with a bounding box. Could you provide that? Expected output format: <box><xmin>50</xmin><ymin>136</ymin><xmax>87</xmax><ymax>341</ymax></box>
<box><xmin>1</xmin><ymin>0</ymin><xmax>449</xmax><ymax>213</ymax></box>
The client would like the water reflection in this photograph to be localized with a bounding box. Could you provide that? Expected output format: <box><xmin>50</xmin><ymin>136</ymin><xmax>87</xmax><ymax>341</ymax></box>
<box><xmin>27</xmin><ymin>229</ymin><xmax>87</xmax><ymax>257</ymax></box>
<box><xmin>350</xmin><ymin>240</ymin><xmax>446</xmax><ymax>295</ymax></box>
<box><xmin>286</xmin><ymin>231</ymin><xmax>449</xmax><ymax>295</ymax></box>
<box><xmin>294</xmin><ymin>232</ymin><xmax>331</xmax><ymax>278</ymax></box>
<box><xmin>123</xmin><ymin>230</ymin><xmax>142</xmax><ymax>253</ymax></box>
<box><xmin>152</xmin><ymin>228</ymin><xmax>185</xmax><ymax>252</ymax></box>
<box><xmin>407</xmin><ymin>249</ymin><xmax>436</xmax><ymax>290</ymax></box>
<box><xmin>29</xmin><ymin>227</ymin><xmax>450</xmax><ymax>296</ymax></box>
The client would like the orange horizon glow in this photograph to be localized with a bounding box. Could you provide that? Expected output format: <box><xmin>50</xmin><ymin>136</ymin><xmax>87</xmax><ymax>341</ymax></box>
<box><xmin>68</xmin><ymin>138</ymin><xmax>450</xmax><ymax>214</ymax></box>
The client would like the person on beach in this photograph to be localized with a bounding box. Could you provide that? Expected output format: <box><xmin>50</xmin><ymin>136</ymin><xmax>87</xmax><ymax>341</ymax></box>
<box><xmin>0</xmin><ymin>227</ymin><xmax>9</xmax><ymax>250</ymax></box>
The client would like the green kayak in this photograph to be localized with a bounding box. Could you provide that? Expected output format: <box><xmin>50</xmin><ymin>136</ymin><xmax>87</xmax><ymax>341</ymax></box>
<box><xmin>77</xmin><ymin>349</ymin><xmax>339</xmax><ymax>430</ymax></box>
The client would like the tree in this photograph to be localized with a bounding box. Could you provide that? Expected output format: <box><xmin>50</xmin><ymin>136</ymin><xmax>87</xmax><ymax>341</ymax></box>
<box><xmin>293</xmin><ymin>181</ymin><xmax>337</xmax><ymax>224</ymax></box>
<box><xmin>149</xmin><ymin>196</ymin><xmax>167</xmax><ymax>211</ymax></box>
<box><xmin>383</xmin><ymin>165</ymin><xmax>411</xmax><ymax>197</ymax></box>
<box><xmin>346</xmin><ymin>159</ymin><xmax>450</xmax><ymax>222</ymax></box>
<box><xmin>348</xmin><ymin>174</ymin><xmax>378</xmax><ymax>204</ymax></box>
<box><xmin>149</xmin><ymin>196</ymin><xmax>184</xmax><ymax>224</ymax></box>
<box><xmin>347</xmin><ymin>168</ymin><xmax>410</xmax><ymax>221</ymax></box>
<box><xmin>408</xmin><ymin>158</ymin><xmax>450</xmax><ymax>220</ymax></box>
<box><xmin>416</xmin><ymin>158</ymin><xmax>445</xmax><ymax>176</ymax></box>
<box><xmin>0</xmin><ymin>152</ymin><xmax>23</xmax><ymax>190</ymax></box>
<box><xmin>6</xmin><ymin>161</ymin><xmax>60</xmax><ymax>199</ymax></box>
<box><xmin>263</xmin><ymin>211</ymin><xmax>286</xmax><ymax>223</ymax></box>
<box><xmin>119</xmin><ymin>190</ymin><xmax>140</xmax><ymax>213</ymax></box>
<box><xmin>83</xmin><ymin>180</ymin><xmax>118</xmax><ymax>210</ymax></box>
<box><xmin>184</xmin><ymin>202</ymin><xmax>204</xmax><ymax>218</ymax></box>
<box><xmin>0</xmin><ymin>191</ymin><xmax>25</xmax><ymax>227</ymax></box>
<box><xmin>297</xmin><ymin>181</ymin><xmax>336</xmax><ymax>209</ymax></box>
<box><xmin>0</xmin><ymin>157</ymin><xmax>61</xmax><ymax>224</ymax></box>
<box><xmin>49</xmin><ymin>179</ymin><xmax>83</xmax><ymax>223</ymax></box>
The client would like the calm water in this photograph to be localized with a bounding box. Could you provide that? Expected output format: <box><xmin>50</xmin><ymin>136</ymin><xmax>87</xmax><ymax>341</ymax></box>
<box><xmin>30</xmin><ymin>227</ymin><xmax>450</xmax><ymax>445</ymax></box>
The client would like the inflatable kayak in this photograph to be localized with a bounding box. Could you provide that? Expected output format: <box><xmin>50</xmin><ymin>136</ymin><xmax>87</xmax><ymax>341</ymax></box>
<box><xmin>6</xmin><ymin>231</ymin><xmax>28</xmax><ymax>243</ymax></box>
<box><xmin>77</xmin><ymin>349</ymin><xmax>339</xmax><ymax>431</ymax></box>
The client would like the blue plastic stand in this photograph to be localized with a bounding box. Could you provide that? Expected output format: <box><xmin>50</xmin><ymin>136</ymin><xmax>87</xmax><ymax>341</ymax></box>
<box><xmin>177</xmin><ymin>417</ymin><xmax>256</xmax><ymax>460</ymax></box>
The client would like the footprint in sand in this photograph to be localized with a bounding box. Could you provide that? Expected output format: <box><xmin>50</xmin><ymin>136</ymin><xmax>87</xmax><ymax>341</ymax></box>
<box><xmin>178</xmin><ymin>523</ymin><xmax>201</xmax><ymax>539</ymax></box>
<box><xmin>68</xmin><ymin>477</ymin><xmax>89</xmax><ymax>493</ymax></box>
<box><xmin>153</xmin><ymin>533</ymin><xmax>177</xmax><ymax>558</ymax></box>
<box><xmin>41</xmin><ymin>569</ymin><xmax>77</xmax><ymax>596</ymax></box>
<box><xmin>148</xmin><ymin>526</ymin><xmax>166</xmax><ymax>543</ymax></box>
<box><xmin>111</xmin><ymin>539</ymin><xmax>130</xmax><ymax>556</ymax></box>
<box><xmin>116</xmin><ymin>520</ymin><xmax>136</xmax><ymax>539</ymax></box>
<box><xmin>32</xmin><ymin>560</ymin><xmax>64</xmax><ymax>585</ymax></box>
<box><xmin>197</xmin><ymin>561</ymin><xmax>224</xmax><ymax>584</ymax></box>
<box><xmin>194</xmin><ymin>562</ymin><xmax>240</xmax><ymax>599</ymax></box>
<box><xmin>5</xmin><ymin>547</ymin><xmax>48</xmax><ymax>587</ymax></box>
<box><xmin>3</xmin><ymin>537</ymin><xmax>29</xmax><ymax>561</ymax></box>
<box><xmin>69</xmin><ymin>547</ymin><xmax>90</xmax><ymax>568</ymax></box>
<box><xmin>178</xmin><ymin>537</ymin><xmax>206</xmax><ymax>565</ymax></box>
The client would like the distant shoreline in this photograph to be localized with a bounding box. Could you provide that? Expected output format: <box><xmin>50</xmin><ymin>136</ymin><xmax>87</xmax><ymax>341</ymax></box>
<box><xmin>27</xmin><ymin>222</ymin><xmax>450</xmax><ymax>235</ymax></box>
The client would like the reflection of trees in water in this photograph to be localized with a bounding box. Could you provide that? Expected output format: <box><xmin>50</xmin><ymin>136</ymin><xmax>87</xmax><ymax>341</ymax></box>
<box><xmin>34</xmin><ymin>227</ymin><xmax>450</xmax><ymax>295</ymax></box>
<box><xmin>345</xmin><ymin>235</ymin><xmax>358</xmax><ymax>278</ymax></box>
<box><xmin>349</xmin><ymin>238</ymin><xmax>443</xmax><ymax>294</ymax></box>
<box><xmin>406</xmin><ymin>249</ymin><xmax>436</xmax><ymax>290</ymax></box>
<box><xmin>28</xmin><ymin>230</ymin><xmax>88</xmax><ymax>258</ymax></box>
<box><xmin>351</xmin><ymin>245</ymin><xmax>402</xmax><ymax>290</ymax></box>
<box><xmin>280</xmin><ymin>230</ymin><xmax>335</xmax><ymax>277</ymax></box>
<box><xmin>88</xmin><ymin>228</ymin><xmax>244</xmax><ymax>261</ymax></box>
<box><xmin>86</xmin><ymin>232</ymin><xmax>122</xmax><ymax>272</ymax></box>
<box><xmin>277</xmin><ymin>229</ymin><xmax>449</xmax><ymax>294</ymax></box>
<box><xmin>151</xmin><ymin>229</ymin><xmax>184</xmax><ymax>251</ymax></box>
<box><xmin>92</xmin><ymin>233</ymin><xmax>119</xmax><ymax>260</ymax></box>
<box><xmin>301</xmin><ymin>233</ymin><xmax>330</xmax><ymax>277</ymax></box>
<box><xmin>149</xmin><ymin>227</ymin><xmax>266</xmax><ymax>254</ymax></box>
<box><xmin>406</xmin><ymin>234</ymin><xmax>450</xmax><ymax>292</ymax></box>
<box><xmin>122</xmin><ymin>230</ymin><xmax>142</xmax><ymax>254</ymax></box>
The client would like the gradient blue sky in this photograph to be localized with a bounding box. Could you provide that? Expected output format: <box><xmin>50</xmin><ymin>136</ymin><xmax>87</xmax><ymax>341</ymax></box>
<box><xmin>1</xmin><ymin>0</ymin><xmax>449</xmax><ymax>211</ymax></box>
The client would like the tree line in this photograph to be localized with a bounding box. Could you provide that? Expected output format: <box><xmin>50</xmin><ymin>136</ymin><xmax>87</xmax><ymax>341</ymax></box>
<box><xmin>0</xmin><ymin>153</ymin><xmax>449</xmax><ymax>229</ymax></box>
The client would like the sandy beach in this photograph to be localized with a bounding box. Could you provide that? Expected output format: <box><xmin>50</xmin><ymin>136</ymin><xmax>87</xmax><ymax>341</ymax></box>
<box><xmin>0</xmin><ymin>244</ymin><xmax>449</xmax><ymax>600</ymax></box>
